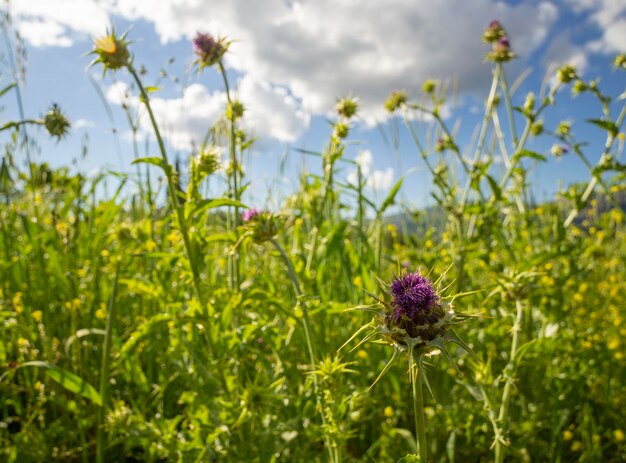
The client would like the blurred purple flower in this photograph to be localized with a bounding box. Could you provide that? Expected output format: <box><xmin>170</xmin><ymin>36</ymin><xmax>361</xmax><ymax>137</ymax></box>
<box><xmin>242</xmin><ymin>208</ymin><xmax>261</xmax><ymax>222</ymax></box>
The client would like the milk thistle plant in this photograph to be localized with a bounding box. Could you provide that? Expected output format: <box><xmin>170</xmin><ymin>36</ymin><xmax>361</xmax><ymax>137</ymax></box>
<box><xmin>343</xmin><ymin>269</ymin><xmax>477</xmax><ymax>462</ymax></box>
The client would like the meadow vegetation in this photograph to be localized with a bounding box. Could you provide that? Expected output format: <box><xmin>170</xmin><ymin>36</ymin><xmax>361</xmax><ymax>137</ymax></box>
<box><xmin>1</xmin><ymin>18</ymin><xmax>626</xmax><ymax>462</ymax></box>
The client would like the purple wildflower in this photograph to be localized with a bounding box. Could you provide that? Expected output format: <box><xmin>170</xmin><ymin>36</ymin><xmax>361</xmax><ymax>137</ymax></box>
<box><xmin>489</xmin><ymin>20</ymin><xmax>502</xmax><ymax>29</ymax></box>
<box><xmin>193</xmin><ymin>32</ymin><xmax>228</xmax><ymax>68</ymax></box>
<box><xmin>390</xmin><ymin>272</ymin><xmax>439</xmax><ymax>323</ymax></box>
<box><xmin>497</xmin><ymin>37</ymin><xmax>510</xmax><ymax>49</ymax></box>
<box><xmin>242</xmin><ymin>208</ymin><xmax>261</xmax><ymax>223</ymax></box>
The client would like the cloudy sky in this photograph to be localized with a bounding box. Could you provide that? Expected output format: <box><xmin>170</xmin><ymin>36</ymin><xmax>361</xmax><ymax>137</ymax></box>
<box><xmin>2</xmin><ymin>0</ymin><xmax>625</xmax><ymax>206</ymax></box>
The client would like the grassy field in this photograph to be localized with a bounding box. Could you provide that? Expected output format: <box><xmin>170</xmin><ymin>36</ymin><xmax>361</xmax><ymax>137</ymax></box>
<box><xmin>1</xmin><ymin>21</ymin><xmax>626</xmax><ymax>462</ymax></box>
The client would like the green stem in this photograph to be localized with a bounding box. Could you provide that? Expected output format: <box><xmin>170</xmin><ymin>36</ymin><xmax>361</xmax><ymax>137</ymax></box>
<box><xmin>96</xmin><ymin>269</ymin><xmax>120</xmax><ymax>463</ymax></box>
<box><xmin>495</xmin><ymin>298</ymin><xmax>524</xmax><ymax>463</ymax></box>
<box><xmin>128</xmin><ymin>65</ymin><xmax>214</xmax><ymax>356</ymax></box>
<box><xmin>217</xmin><ymin>60</ymin><xmax>240</xmax><ymax>291</ymax></box>
<box><xmin>499</xmin><ymin>64</ymin><xmax>518</xmax><ymax>146</ymax></box>
<box><xmin>269</xmin><ymin>237</ymin><xmax>339</xmax><ymax>463</ymax></box>
<box><xmin>410</xmin><ymin>349</ymin><xmax>427</xmax><ymax>462</ymax></box>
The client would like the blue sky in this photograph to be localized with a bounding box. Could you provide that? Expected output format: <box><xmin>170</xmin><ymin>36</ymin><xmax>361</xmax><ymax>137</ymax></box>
<box><xmin>2</xmin><ymin>0</ymin><xmax>625</xmax><ymax>208</ymax></box>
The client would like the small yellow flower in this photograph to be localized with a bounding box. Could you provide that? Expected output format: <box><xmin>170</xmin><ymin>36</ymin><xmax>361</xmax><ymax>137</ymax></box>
<box><xmin>571</xmin><ymin>441</ymin><xmax>582</xmax><ymax>452</ymax></box>
<box><xmin>614</xmin><ymin>429</ymin><xmax>625</xmax><ymax>442</ymax></box>
<box><xmin>356</xmin><ymin>349</ymin><xmax>368</xmax><ymax>360</ymax></box>
<box><xmin>32</xmin><ymin>310</ymin><xmax>43</xmax><ymax>323</ymax></box>
<box><xmin>353</xmin><ymin>276</ymin><xmax>362</xmax><ymax>287</ymax></box>
<box><xmin>17</xmin><ymin>337</ymin><xmax>30</xmax><ymax>348</ymax></box>
<box><xmin>383</xmin><ymin>406</ymin><xmax>394</xmax><ymax>418</ymax></box>
<box><xmin>563</xmin><ymin>430</ymin><xmax>574</xmax><ymax>441</ymax></box>
<box><xmin>145</xmin><ymin>240</ymin><xmax>157</xmax><ymax>252</ymax></box>
<box><xmin>95</xmin><ymin>307</ymin><xmax>107</xmax><ymax>320</ymax></box>
<box><xmin>101</xmin><ymin>249</ymin><xmax>110</xmax><ymax>258</ymax></box>
<box><xmin>12</xmin><ymin>292</ymin><xmax>24</xmax><ymax>314</ymax></box>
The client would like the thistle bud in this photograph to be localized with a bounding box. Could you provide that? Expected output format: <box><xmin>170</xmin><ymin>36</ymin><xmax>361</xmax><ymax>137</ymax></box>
<box><xmin>193</xmin><ymin>32</ymin><xmax>229</xmax><ymax>69</ymax></box>
<box><xmin>482</xmin><ymin>20</ymin><xmax>506</xmax><ymax>43</ymax></box>
<box><xmin>422</xmin><ymin>79</ymin><xmax>437</xmax><ymax>94</ymax></box>
<box><xmin>530</xmin><ymin>120</ymin><xmax>544</xmax><ymax>136</ymax></box>
<box><xmin>226</xmin><ymin>100</ymin><xmax>245</xmax><ymax>121</ymax></box>
<box><xmin>572</xmin><ymin>80</ymin><xmax>587</xmax><ymax>95</ymax></box>
<box><xmin>556</xmin><ymin>65</ymin><xmax>577</xmax><ymax>84</ymax></box>
<box><xmin>336</xmin><ymin>97</ymin><xmax>358</xmax><ymax>119</ymax></box>
<box><xmin>332</xmin><ymin>121</ymin><xmax>350</xmax><ymax>140</ymax></box>
<box><xmin>551</xmin><ymin>144</ymin><xmax>569</xmax><ymax>157</ymax></box>
<box><xmin>92</xmin><ymin>30</ymin><xmax>130</xmax><ymax>72</ymax></box>
<box><xmin>384</xmin><ymin>90</ymin><xmax>408</xmax><ymax>113</ymax></box>
<box><xmin>43</xmin><ymin>104</ymin><xmax>70</xmax><ymax>140</ymax></box>
<box><xmin>487</xmin><ymin>36</ymin><xmax>515</xmax><ymax>63</ymax></box>
<box><xmin>243</xmin><ymin>210</ymin><xmax>282</xmax><ymax>244</ymax></box>
<box><xmin>557</xmin><ymin>121</ymin><xmax>571</xmax><ymax>136</ymax></box>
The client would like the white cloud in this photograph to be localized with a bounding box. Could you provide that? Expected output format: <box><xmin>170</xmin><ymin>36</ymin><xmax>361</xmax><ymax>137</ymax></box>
<box><xmin>105</xmin><ymin>78</ymin><xmax>308</xmax><ymax>149</ymax></box>
<box><xmin>566</xmin><ymin>0</ymin><xmax>626</xmax><ymax>54</ymax></box>
<box><xmin>74</xmin><ymin>118</ymin><xmax>95</xmax><ymax>129</ymax></box>
<box><xmin>12</xmin><ymin>0</ymin><xmax>559</xmax><ymax>120</ymax></box>
<box><xmin>16</xmin><ymin>18</ymin><xmax>73</xmax><ymax>47</ymax></box>
<box><xmin>237</xmin><ymin>75</ymin><xmax>310</xmax><ymax>142</ymax></box>
<box><xmin>347</xmin><ymin>149</ymin><xmax>394</xmax><ymax>190</ymax></box>
<box><xmin>9</xmin><ymin>0</ymin><xmax>109</xmax><ymax>46</ymax></box>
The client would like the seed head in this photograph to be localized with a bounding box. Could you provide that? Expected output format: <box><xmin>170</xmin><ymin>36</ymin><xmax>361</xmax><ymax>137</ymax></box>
<box><xmin>43</xmin><ymin>104</ymin><xmax>70</xmax><ymax>140</ymax></box>
<box><xmin>193</xmin><ymin>32</ymin><xmax>229</xmax><ymax>68</ymax></box>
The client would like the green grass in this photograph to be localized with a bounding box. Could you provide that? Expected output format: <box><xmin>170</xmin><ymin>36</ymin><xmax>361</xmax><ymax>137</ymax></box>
<box><xmin>1</xmin><ymin>21</ymin><xmax>626</xmax><ymax>463</ymax></box>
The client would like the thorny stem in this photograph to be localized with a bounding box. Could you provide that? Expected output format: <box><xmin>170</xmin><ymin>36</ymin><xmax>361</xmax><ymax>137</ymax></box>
<box><xmin>410</xmin><ymin>349</ymin><xmax>428</xmax><ymax>462</ymax></box>
<box><xmin>495</xmin><ymin>298</ymin><xmax>524</xmax><ymax>463</ymax></box>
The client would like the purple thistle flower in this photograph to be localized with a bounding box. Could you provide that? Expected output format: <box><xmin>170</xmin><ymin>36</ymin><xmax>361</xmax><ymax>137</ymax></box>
<box><xmin>242</xmin><ymin>208</ymin><xmax>261</xmax><ymax>222</ymax></box>
<box><xmin>390</xmin><ymin>272</ymin><xmax>439</xmax><ymax>323</ymax></box>
<box><xmin>496</xmin><ymin>37</ymin><xmax>511</xmax><ymax>50</ymax></box>
<box><xmin>193</xmin><ymin>32</ymin><xmax>228</xmax><ymax>67</ymax></box>
<box><xmin>489</xmin><ymin>20</ymin><xmax>502</xmax><ymax>29</ymax></box>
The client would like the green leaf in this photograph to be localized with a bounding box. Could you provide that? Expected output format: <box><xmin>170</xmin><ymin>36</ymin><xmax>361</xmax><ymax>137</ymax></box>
<box><xmin>586</xmin><ymin>118</ymin><xmax>618</xmax><ymax>137</ymax></box>
<box><xmin>486</xmin><ymin>175</ymin><xmax>502</xmax><ymax>201</ymax></box>
<box><xmin>379</xmin><ymin>177</ymin><xmax>404</xmax><ymax>214</ymax></box>
<box><xmin>131</xmin><ymin>157</ymin><xmax>166</xmax><ymax>169</ymax></box>
<box><xmin>517</xmin><ymin>150</ymin><xmax>547</xmax><ymax>162</ymax></box>
<box><xmin>0</xmin><ymin>82</ymin><xmax>17</xmax><ymax>99</ymax></box>
<box><xmin>15</xmin><ymin>361</ymin><xmax>102</xmax><ymax>406</ymax></box>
